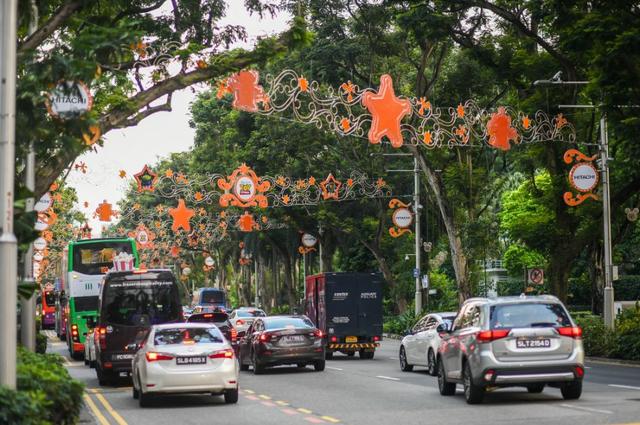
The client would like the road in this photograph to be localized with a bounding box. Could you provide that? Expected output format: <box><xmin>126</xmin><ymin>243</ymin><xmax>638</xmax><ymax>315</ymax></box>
<box><xmin>46</xmin><ymin>332</ymin><xmax>640</xmax><ymax>425</ymax></box>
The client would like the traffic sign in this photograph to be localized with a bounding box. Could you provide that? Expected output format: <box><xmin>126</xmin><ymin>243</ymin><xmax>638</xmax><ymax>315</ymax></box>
<box><xmin>527</xmin><ymin>268</ymin><xmax>544</xmax><ymax>285</ymax></box>
<box><xmin>413</xmin><ymin>268</ymin><xmax>420</xmax><ymax>278</ymax></box>
<box><xmin>34</xmin><ymin>192</ymin><xmax>52</xmax><ymax>213</ymax></box>
<box><xmin>421</xmin><ymin>274</ymin><xmax>429</xmax><ymax>289</ymax></box>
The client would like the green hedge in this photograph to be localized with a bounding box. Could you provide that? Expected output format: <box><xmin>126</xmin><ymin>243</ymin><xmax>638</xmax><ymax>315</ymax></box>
<box><xmin>575</xmin><ymin>304</ymin><xmax>640</xmax><ymax>361</ymax></box>
<box><xmin>0</xmin><ymin>347</ymin><xmax>84</xmax><ymax>425</ymax></box>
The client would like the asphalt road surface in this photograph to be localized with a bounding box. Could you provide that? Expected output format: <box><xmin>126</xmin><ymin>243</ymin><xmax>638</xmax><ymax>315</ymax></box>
<box><xmin>46</xmin><ymin>331</ymin><xmax>640</xmax><ymax>425</ymax></box>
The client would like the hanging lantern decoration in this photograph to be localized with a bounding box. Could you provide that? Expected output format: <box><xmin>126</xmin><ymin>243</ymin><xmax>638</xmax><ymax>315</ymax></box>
<box><xmin>388</xmin><ymin>198</ymin><xmax>413</xmax><ymax>238</ymax></box>
<box><xmin>563</xmin><ymin>149</ymin><xmax>599</xmax><ymax>206</ymax></box>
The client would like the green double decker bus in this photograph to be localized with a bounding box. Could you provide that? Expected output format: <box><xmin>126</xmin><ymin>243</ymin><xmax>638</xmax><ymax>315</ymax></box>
<box><xmin>58</xmin><ymin>237</ymin><xmax>139</xmax><ymax>359</ymax></box>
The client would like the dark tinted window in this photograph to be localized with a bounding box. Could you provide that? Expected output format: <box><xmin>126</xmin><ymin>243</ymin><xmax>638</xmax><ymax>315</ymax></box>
<box><xmin>236</xmin><ymin>309</ymin><xmax>265</xmax><ymax>318</ymax></box>
<box><xmin>72</xmin><ymin>242</ymin><xmax>134</xmax><ymax>275</ymax></box>
<box><xmin>490</xmin><ymin>303</ymin><xmax>571</xmax><ymax>329</ymax></box>
<box><xmin>44</xmin><ymin>292</ymin><xmax>55</xmax><ymax>307</ymax></box>
<box><xmin>154</xmin><ymin>327</ymin><xmax>223</xmax><ymax>345</ymax></box>
<box><xmin>74</xmin><ymin>296</ymin><xmax>99</xmax><ymax>312</ymax></box>
<box><xmin>101</xmin><ymin>278</ymin><xmax>181</xmax><ymax>326</ymax></box>
<box><xmin>264</xmin><ymin>317</ymin><xmax>314</xmax><ymax>330</ymax></box>
<box><xmin>201</xmin><ymin>290</ymin><xmax>225</xmax><ymax>304</ymax></box>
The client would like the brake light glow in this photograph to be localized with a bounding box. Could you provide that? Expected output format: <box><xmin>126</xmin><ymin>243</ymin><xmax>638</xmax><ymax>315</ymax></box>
<box><xmin>96</xmin><ymin>326</ymin><xmax>107</xmax><ymax>350</ymax></box>
<box><xmin>574</xmin><ymin>366</ymin><xmax>585</xmax><ymax>378</ymax></box>
<box><xmin>557</xmin><ymin>326</ymin><xmax>582</xmax><ymax>338</ymax></box>
<box><xmin>236</xmin><ymin>319</ymin><xmax>245</xmax><ymax>325</ymax></box>
<box><xmin>231</xmin><ymin>327</ymin><xmax>238</xmax><ymax>343</ymax></box>
<box><xmin>373</xmin><ymin>336</ymin><xmax>381</xmax><ymax>342</ymax></box>
<box><xmin>330</xmin><ymin>336</ymin><xmax>338</xmax><ymax>343</ymax></box>
<box><xmin>208</xmin><ymin>349</ymin><xmax>234</xmax><ymax>359</ymax></box>
<box><xmin>259</xmin><ymin>333</ymin><xmax>272</xmax><ymax>343</ymax></box>
<box><xmin>145</xmin><ymin>352</ymin><xmax>174</xmax><ymax>362</ymax></box>
<box><xmin>204</xmin><ymin>314</ymin><xmax>213</xmax><ymax>318</ymax></box>
<box><xmin>314</xmin><ymin>329</ymin><xmax>324</xmax><ymax>339</ymax></box>
<box><xmin>477</xmin><ymin>329</ymin><xmax>510</xmax><ymax>342</ymax></box>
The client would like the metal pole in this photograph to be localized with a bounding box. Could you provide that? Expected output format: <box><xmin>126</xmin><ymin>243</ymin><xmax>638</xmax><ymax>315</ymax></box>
<box><xmin>0</xmin><ymin>0</ymin><xmax>19</xmax><ymax>388</ymax></box>
<box><xmin>21</xmin><ymin>0</ymin><xmax>38</xmax><ymax>352</ymax></box>
<box><xmin>254</xmin><ymin>254</ymin><xmax>259</xmax><ymax>307</ymax></box>
<box><xmin>601</xmin><ymin>112</ymin><xmax>615</xmax><ymax>330</ymax></box>
<box><xmin>414</xmin><ymin>156</ymin><xmax>422</xmax><ymax>316</ymax></box>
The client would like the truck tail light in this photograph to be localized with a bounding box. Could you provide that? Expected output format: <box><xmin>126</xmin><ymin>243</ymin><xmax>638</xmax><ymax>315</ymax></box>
<box><xmin>209</xmin><ymin>349</ymin><xmax>234</xmax><ymax>359</ymax></box>
<box><xmin>373</xmin><ymin>335</ymin><xmax>381</xmax><ymax>342</ymax></box>
<box><xmin>557</xmin><ymin>327</ymin><xmax>582</xmax><ymax>338</ymax></box>
<box><xmin>477</xmin><ymin>329</ymin><xmax>510</xmax><ymax>343</ymax></box>
<box><xmin>71</xmin><ymin>324</ymin><xmax>80</xmax><ymax>342</ymax></box>
<box><xmin>146</xmin><ymin>352</ymin><xmax>174</xmax><ymax>362</ymax></box>
<box><xmin>96</xmin><ymin>326</ymin><xmax>107</xmax><ymax>350</ymax></box>
<box><xmin>330</xmin><ymin>336</ymin><xmax>338</xmax><ymax>343</ymax></box>
<box><xmin>259</xmin><ymin>332</ymin><xmax>272</xmax><ymax>343</ymax></box>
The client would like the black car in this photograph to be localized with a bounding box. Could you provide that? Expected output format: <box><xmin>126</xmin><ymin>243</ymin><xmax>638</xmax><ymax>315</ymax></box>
<box><xmin>186</xmin><ymin>311</ymin><xmax>238</xmax><ymax>353</ymax></box>
<box><xmin>238</xmin><ymin>315</ymin><xmax>325</xmax><ymax>374</ymax></box>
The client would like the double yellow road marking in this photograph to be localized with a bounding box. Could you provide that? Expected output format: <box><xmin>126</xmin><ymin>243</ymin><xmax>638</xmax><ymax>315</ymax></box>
<box><xmin>84</xmin><ymin>388</ymin><xmax>129</xmax><ymax>425</ymax></box>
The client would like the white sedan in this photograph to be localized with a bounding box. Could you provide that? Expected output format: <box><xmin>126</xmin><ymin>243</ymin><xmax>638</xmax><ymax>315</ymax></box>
<box><xmin>399</xmin><ymin>312</ymin><xmax>456</xmax><ymax>376</ymax></box>
<box><xmin>228</xmin><ymin>308</ymin><xmax>266</xmax><ymax>334</ymax></box>
<box><xmin>132</xmin><ymin>323</ymin><xmax>239</xmax><ymax>407</ymax></box>
<box><xmin>84</xmin><ymin>329</ymin><xmax>96</xmax><ymax>368</ymax></box>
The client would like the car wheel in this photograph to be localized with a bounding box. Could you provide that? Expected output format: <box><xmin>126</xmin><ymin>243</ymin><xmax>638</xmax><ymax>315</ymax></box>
<box><xmin>96</xmin><ymin>364</ymin><xmax>110</xmax><ymax>386</ymax></box>
<box><xmin>132</xmin><ymin>375</ymin><xmax>140</xmax><ymax>400</ymax></box>
<box><xmin>84</xmin><ymin>358</ymin><xmax>89</xmax><ymax>366</ymax></box>
<box><xmin>139</xmin><ymin>389</ymin><xmax>152</xmax><ymax>407</ymax></box>
<box><xmin>240</xmin><ymin>362</ymin><xmax>250</xmax><ymax>371</ymax></box>
<box><xmin>527</xmin><ymin>384</ymin><xmax>545</xmax><ymax>394</ymax></box>
<box><xmin>325</xmin><ymin>351</ymin><xmax>333</xmax><ymax>360</ymax></box>
<box><xmin>437</xmin><ymin>358</ymin><xmax>456</xmax><ymax>396</ymax></box>
<box><xmin>560</xmin><ymin>380</ymin><xmax>582</xmax><ymax>400</ymax></box>
<box><xmin>252</xmin><ymin>354</ymin><xmax>265</xmax><ymax>375</ymax></box>
<box><xmin>399</xmin><ymin>346</ymin><xmax>413</xmax><ymax>371</ymax></box>
<box><xmin>224</xmin><ymin>388</ymin><xmax>239</xmax><ymax>404</ymax></box>
<box><xmin>463</xmin><ymin>362</ymin><xmax>485</xmax><ymax>404</ymax></box>
<box><xmin>427</xmin><ymin>349</ymin><xmax>437</xmax><ymax>376</ymax></box>
<box><xmin>314</xmin><ymin>360</ymin><xmax>326</xmax><ymax>372</ymax></box>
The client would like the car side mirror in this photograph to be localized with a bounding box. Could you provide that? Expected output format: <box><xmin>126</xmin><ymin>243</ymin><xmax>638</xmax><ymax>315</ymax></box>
<box><xmin>436</xmin><ymin>323</ymin><xmax>450</xmax><ymax>334</ymax></box>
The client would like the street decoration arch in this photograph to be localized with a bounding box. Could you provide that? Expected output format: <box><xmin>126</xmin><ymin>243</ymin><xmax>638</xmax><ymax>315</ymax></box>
<box><xmin>216</xmin><ymin>69</ymin><xmax>576</xmax><ymax>150</ymax></box>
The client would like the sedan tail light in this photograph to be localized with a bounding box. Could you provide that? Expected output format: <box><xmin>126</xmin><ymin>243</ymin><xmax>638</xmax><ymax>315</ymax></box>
<box><xmin>477</xmin><ymin>329</ymin><xmax>510</xmax><ymax>343</ymax></box>
<box><xmin>313</xmin><ymin>329</ymin><xmax>324</xmax><ymax>339</ymax></box>
<box><xmin>557</xmin><ymin>326</ymin><xmax>582</xmax><ymax>338</ymax></box>
<box><xmin>145</xmin><ymin>352</ymin><xmax>174</xmax><ymax>362</ymax></box>
<box><xmin>236</xmin><ymin>319</ymin><xmax>245</xmax><ymax>326</ymax></box>
<box><xmin>209</xmin><ymin>349</ymin><xmax>234</xmax><ymax>359</ymax></box>
<box><xmin>259</xmin><ymin>332</ymin><xmax>272</xmax><ymax>343</ymax></box>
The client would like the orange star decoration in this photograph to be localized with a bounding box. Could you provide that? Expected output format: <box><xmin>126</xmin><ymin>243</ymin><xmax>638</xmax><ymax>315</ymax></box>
<box><xmin>298</xmin><ymin>76</ymin><xmax>309</xmax><ymax>92</ymax></box>
<box><xmin>74</xmin><ymin>162</ymin><xmax>88</xmax><ymax>173</ymax></box>
<box><xmin>486</xmin><ymin>107</ymin><xmax>519</xmax><ymax>151</ymax></box>
<box><xmin>361</xmin><ymin>74</ymin><xmax>412</xmax><ymax>148</ymax></box>
<box><xmin>119</xmin><ymin>170</ymin><xmax>127</xmax><ymax>178</ymax></box>
<box><xmin>418</xmin><ymin>97</ymin><xmax>431</xmax><ymax>116</ymax></box>
<box><xmin>340</xmin><ymin>117</ymin><xmax>351</xmax><ymax>132</ymax></box>
<box><xmin>340</xmin><ymin>81</ymin><xmax>356</xmax><ymax>102</ymax></box>
<box><xmin>320</xmin><ymin>173</ymin><xmax>342</xmax><ymax>200</ymax></box>
<box><xmin>237</xmin><ymin>211</ymin><xmax>260</xmax><ymax>232</ymax></box>
<box><xmin>82</xmin><ymin>125</ymin><xmax>101</xmax><ymax>146</ymax></box>
<box><xmin>95</xmin><ymin>200</ymin><xmax>115</xmax><ymax>222</ymax></box>
<box><xmin>282</xmin><ymin>194</ymin><xmax>290</xmax><ymax>205</ymax></box>
<box><xmin>376</xmin><ymin>178</ymin><xmax>386</xmax><ymax>189</ymax></box>
<box><xmin>455</xmin><ymin>125</ymin><xmax>469</xmax><ymax>144</ymax></box>
<box><xmin>194</xmin><ymin>191</ymin><xmax>204</xmax><ymax>201</ymax></box>
<box><xmin>308</xmin><ymin>176</ymin><xmax>316</xmax><ymax>186</ymax></box>
<box><xmin>456</xmin><ymin>103</ymin><xmax>465</xmax><ymax>118</ymax></box>
<box><xmin>165</xmin><ymin>169</ymin><xmax>174</xmax><ymax>178</ymax></box>
<box><xmin>422</xmin><ymin>130</ymin><xmax>434</xmax><ymax>147</ymax></box>
<box><xmin>169</xmin><ymin>246</ymin><xmax>180</xmax><ymax>258</ymax></box>
<box><xmin>169</xmin><ymin>199</ymin><xmax>195</xmax><ymax>233</ymax></box>
<box><xmin>522</xmin><ymin>116</ymin><xmax>531</xmax><ymax>130</ymax></box>
<box><xmin>556</xmin><ymin>113</ymin><xmax>568</xmax><ymax>128</ymax></box>
<box><xmin>226</xmin><ymin>70</ymin><xmax>266</xmax><ymax>112</ymax></box>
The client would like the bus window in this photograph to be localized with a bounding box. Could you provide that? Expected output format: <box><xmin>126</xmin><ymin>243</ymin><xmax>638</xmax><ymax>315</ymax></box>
<box><xmin>44</xmin><ymin>291</ymin><xmax>55</xmax><ymax>307</ymax></box>
<box><xmin>73</xmin><ymin>242</ymin><xmax>134</xmax><ymax>275</ymax></box>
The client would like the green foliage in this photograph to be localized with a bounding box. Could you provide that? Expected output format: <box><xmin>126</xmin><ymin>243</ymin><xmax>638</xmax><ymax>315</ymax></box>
<box><xmin>0</xmin><ymin>386</ymin><xmax>42</xmax><ymax>425</ymax></box>
<box><xmin>611</xmin><ymin>305</ymin><xmax>640</xmax><ymax>361</ymax></box>
<box><xmin>16</xmin><ymin>348</ymin><xmax>84</xmax><ymax>425</ymax></box>
<box><xmin>36</xmin><ymin>333</ymin><xmax>48</xmax><ymax>355</ymax></box>
<box><xmin>575</xmin><ymin>305</ymin><xmax>640</xmax><ymax>361</ymax></box>
<box><xmin>427</xmin><ymin>271</ymin><xmax>459</xmax><ymax>312</ymax></box>
<box><xmin>574</xmin><ymin>315</ymin><xmax>614</xmax><ymax>357</ymax></box>
<box><xmin>269</xmin><ymin>304</ymin><xmax>291</xmax><ymax>315</ymax></box>
<box><xmin>383</xmin><ymin>307</ymin><xmax>418</xmax><ymax>335</ymax></box>
<box><xmin>502</xmin><ymin>244</ymin><xmax>546</xmax><ymax>277</ymax></box>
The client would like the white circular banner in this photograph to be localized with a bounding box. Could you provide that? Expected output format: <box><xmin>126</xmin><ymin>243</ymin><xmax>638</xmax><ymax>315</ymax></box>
<box><xmin>234</xmin><ymin>176</ymin><xmax>256</xmax><ymax>202</ymax></box>
<box><xmin>136</xmin><ymin>230</ymin><xmax>149</xmax><ymax>245</ymax></box>
<box><xmin>392</xmin><ymin>208</ymin><xmax>413</xmax><ymax>228</ymax></box>
<box><xmin>33</xmin><ymin>237</ymin><xmax>47</xmax><ymax>251</ymax></box>
<box><xmin>569</xmin><ymin>162</ymin><xmax>598</xmax><ymax>192</ymax></box>
<box><xmin>33</xmin><ymin>252</ymin><xmax>44</xmax><ymax>262</ymax></box>
<box><xmin>34</xmin><ymin>192</ymin><xmax>52</xmax><ymax>213</ymax></box>
<box><xmin>34</xmin><ymin>217</ymin><xmax>49</xmax><ymax>231</ymax></box>
<box><xmin>301</xmin><ymin>233</ymin><xmax>318</xmax><ymax>248</ymax></box>
<box><xmin>204</xmin><ymin>256</ymin><xmax>215</xmax><ymax>267</ymax></box>
<box><xmin>46</xmin><ymin>81</ymin><xmax>93</xmax><ymax>119</ymax></box>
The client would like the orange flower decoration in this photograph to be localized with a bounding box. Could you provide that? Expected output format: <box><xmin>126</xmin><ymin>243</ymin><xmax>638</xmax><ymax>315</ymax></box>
<box><xmin>418</xmin><ymin>97</ymin><xmax>431</xmax><ymax>116</ymax></box>
<box><xmin>522</xmin><ymin>116</ymin><xmax>531</xmax><ymax>130</ymax></box>
<box><xmin>556</xmin><ymin>113</ymin><xmax>568</xmax><ymax>128</ymax></box>
<box><xmin>340</xmin><ymin>81</ymin><xmax>356</xmax><ymax>102</ymax></box>
<box><xmin>282</xmin><ymin>194</ymin><xmax>290</xmax><ymax>205</ymax></box>
<box><xmin>340</xmin><ymin>118</ymin><xmax>351</xmax><ymax>132</ymax></box>
<box><xmin>194</xmin><ymin>192</ymin><xmax>203</xmax><ymax>201</ymax></box>
<box><xmin>422</xmin><ymin>131</ymin><xmax>434</xmax><ymax>146</ymax></box>
<box><xmin>298</xmin><ymin>76</ymin><xmax>309</xmax><ymax>92</ymax></box>
<box><xmin>455</xmin><ymin>125</ymin><xmax>468</xmax><ymax>143</ymax></box>
<box><xmin>165</xmin><ymin>169</ymin><xmax>174</xmax><ymax>178</ymax></box>
<box><xmin>276</xmin><ymin>176</ymin><xmax>287</xmax><ymax>187</ymax></box>
<box><xmin>456</xmin><ymin>103</ymin><xmax>465</xmax><ymax>118</ymax></box>
<box><xmin>308</xmin><ymin>176</ymin><xmax>316</xmax><ymax>186</ymax></box>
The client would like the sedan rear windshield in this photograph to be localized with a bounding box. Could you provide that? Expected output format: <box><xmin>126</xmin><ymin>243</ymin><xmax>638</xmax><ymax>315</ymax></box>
<box><xmin>490</xmin><ymin>303</ymin><xmax>571</xmax><ymax>329</ymax></box>
<box><xmin>154</xmin><ymin>327</ymin><xmax>223</xmax><ymax>345</ymax></box>
<box><xmin>265</xmin><ymin>317</ymin><xmax>314</xmax><ymax>330</ymax></box>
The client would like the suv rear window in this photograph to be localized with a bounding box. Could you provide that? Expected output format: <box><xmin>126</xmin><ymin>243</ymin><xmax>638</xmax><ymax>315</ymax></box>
<box><xmin>490</xmin><ymin>303</ymin><xmax>571</xmax><ymax>329</ymax></box>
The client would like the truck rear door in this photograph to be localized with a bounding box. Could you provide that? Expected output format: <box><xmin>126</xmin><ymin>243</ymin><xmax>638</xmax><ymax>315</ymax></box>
<box><xmin>357</xmin><ymin>275</ymin><xmax>383</xmax><ymax>337</ymax></box>
<box><xmin>325</xmin><ymin>277</ymin><xmax>359</xmax><ymax>337</ymax></box>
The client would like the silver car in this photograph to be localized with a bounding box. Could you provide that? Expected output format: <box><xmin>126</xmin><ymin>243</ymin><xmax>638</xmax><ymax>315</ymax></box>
<box><xmin>437</xmin><ymin>295</ymin><xmax>584</xmax><ymax>404</ymax></box>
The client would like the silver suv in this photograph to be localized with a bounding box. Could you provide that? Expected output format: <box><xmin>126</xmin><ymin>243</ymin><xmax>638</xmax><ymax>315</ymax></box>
<box><xmin>437</xmin><ymin>295</ymin><xmax>584</xmax><ymax>404</ymax></box>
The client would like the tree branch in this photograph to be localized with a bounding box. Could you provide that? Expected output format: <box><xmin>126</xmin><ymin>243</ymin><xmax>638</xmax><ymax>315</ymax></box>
<box><xmin>18</xmin><ymin>1</ymin><xmax>84</xmax><ymax>54</ymax></box>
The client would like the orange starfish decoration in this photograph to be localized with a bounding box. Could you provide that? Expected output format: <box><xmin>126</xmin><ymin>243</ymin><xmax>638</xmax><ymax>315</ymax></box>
<box><xmin>422</xmin><ymin>131</ymin><xmax>434</xmax><ymax>146</ymax></box>
<box><xmin>487</xmin><ymin>107</ymin><xmax>519</xmax><ymax>151</ymax></box>
<box><xmin>340</xmin><ymin>118</ymin><xmax>351</xmax><ymax>132</ymax></box>
<box><xmin>361</xmin><ymin>74</ymin><xmax>412</xmax><ymax>148</ymax></box>
<box><xmin>227</xmin><ymin>70</ymin><xmax>266</xmax><ymax>112</ymax></box>
<box><xmin>95</xmin><ymin>200</ymin><xmax>115</xmax><ymax>222</ymax></box>
<box><xmin>168</xmin><ymin>199</ymin><xmax>195</xmax><ymax>232</ymax></box>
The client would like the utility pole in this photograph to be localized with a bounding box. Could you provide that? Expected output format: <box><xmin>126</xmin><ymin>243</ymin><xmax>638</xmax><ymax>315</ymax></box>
<box><xmin>534</xmin><ymin>73</ymin><xmax>615</xmax><ymax>329</ymax></box>
<box><xmin>254</xmin><ymin>253</ymin><xmax>259</xmax><ymax>307</ymax></box>
<box><xmin>0</xmin><ymin>0</ymin><xmax>19</xmax><ymax>388</ymax></box>
<box><xmin>413</xmin><ymin>156</ymin><xmax>422</xmax><ymax>316</ymax></box>
<box><xmin>21</xmin><ymin>0</ymin><xmax>39</xmax><ymax>352</ymax></box>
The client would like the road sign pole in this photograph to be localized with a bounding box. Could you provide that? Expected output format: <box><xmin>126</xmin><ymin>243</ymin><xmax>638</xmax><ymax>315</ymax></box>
<box><xmin>600</xmin><ymin>112</ymin><xmax>615</xmax><ymax>330</ymax></box>
<box><xmin>0</xmin><ymin>0</ymin><xmax>19</xmax><ymax>388</ymax></box>
<box><xmin>414</xmin><ymin>156</ymin><xmax>422</xmax><ymax>316</ymax></box>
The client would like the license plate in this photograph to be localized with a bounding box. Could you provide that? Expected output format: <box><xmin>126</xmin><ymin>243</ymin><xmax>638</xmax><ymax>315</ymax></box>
<box><xmin>112</xmin><ymin>353</ymin><xmax>134</xmax><ymax>360</ymax></box>
<box><xmin>516</xmin><ymin>338</ymin><xmax>551</xmax><ymax>348</ymax></box>
<box><xmin>176</xmin><ymin>356</ymin><xmax>206</xmax><ymax>365</ymax></box>
<box><xmin>119</xmin><ymin>372</ymin><xmax>129</xmax><ymax>377</ymax></box>
<box><xmin>345</xmin><ymin>336</ymin><xmax>358</xmax><ymax>343</ymax></box>
<box><xmin>283</xmin><ymin>335</ymin><xmax>305</xmax><ymax>344</ymax></box>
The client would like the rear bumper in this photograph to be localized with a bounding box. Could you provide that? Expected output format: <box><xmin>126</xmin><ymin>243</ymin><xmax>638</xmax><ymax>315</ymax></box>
<box><xmin>480</xmin><ymin>365</ymin><xmax>583</xmax><ymax>386</ymax></box>
<box><xmin>257</xmin><ymin>347</ymin><xmax>325</xmax><ymax>365</ymax></box>
<box><xmin>72</xmin><ymin>342</ymin><xmax>84</xmax><ymax>353</ymax></box>
<box><xmin>145</xmin><ymin>361</ymin><xmax>238</xmax><ymax>394</ymax></box>
<box><xmin>328</xmin><ymin>343</ymin><xmax>379</xmax><ymax>350</ymax></box>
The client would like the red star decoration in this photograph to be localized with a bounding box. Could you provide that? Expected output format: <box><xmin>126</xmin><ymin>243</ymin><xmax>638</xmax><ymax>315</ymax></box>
<box><xmin>361</xmin><ymin>74</ymin><xmax>412</xmax><ymax>148</ymax></box>
<box><xmin>320</xmin><ymin>173</ymin><xmax>342</xmax><ymax>200</ymax></box>
<box><xmin>487</xmin><ymin>107</ymin><xmax>519</xmax><ymax>151</ymax></box>
<box><xmin>168</xmin><ymin>199</ymin><xmax>195</xmax><ymax>232</ymax></box>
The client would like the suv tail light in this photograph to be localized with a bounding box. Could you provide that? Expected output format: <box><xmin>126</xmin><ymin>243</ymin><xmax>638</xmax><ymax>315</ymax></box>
<box><xmin>209</xmin><ymin>349</ymin><xmax>234</xmax><ymax>359</ymax></box>
<box><xmin>145</xmin><ymin>352</ymin><xmax>174</xmax><ymax>362</ymax></box>
<box><xmin>259</xmin><ymin>332</ymin><xmax>272</xmax><ymax>343</ymax></box>
<box><xmin>556</xmin><ymin>326</ymin><xmax>582</xmax><ymax>338</ymax></box>
<box><xmin>477</xmin><ymin>329</ymin><xmax>510</xmax><ymax>342</ymax></box>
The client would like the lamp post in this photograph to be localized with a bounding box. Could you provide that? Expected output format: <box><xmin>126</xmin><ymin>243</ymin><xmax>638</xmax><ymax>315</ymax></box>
<box><xmin>533</xmin><ymin>73</ymin><xmax>615</xmax><ymax>329</ymax></box>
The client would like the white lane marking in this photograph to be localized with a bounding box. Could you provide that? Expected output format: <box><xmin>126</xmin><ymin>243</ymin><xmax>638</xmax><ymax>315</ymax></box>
<box><xmin>376</xmin><ymin>375</ymin><xmax>400</xmax><ymax>381</ymax></box>
<box><xmin>560</xmin><ymin>404</ymin><xmax>613</xmax><ymax>415</ymax></box>
<box><xmin>608</xmin><ymin>384</ymin><xmax>640</xmax><ymax>391</ymax></box>
<box><xmin>327</xmin><ymin>366</ymin><xmax>343</xmax><ymax>371</ymax></box>
<box><xmin>388</xmin><ymin>357</ymin><xmax>397</xmax><ymax>360</ymax></box>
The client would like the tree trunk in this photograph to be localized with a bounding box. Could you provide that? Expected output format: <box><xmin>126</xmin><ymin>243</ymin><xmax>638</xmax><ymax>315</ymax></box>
<box><xmin>362</xmin><ymin>239</ymin><xmax>407</xmax><ymax>314</ymax></box>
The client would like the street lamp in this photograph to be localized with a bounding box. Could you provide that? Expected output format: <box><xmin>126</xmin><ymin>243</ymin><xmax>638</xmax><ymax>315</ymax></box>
<box><xmin>533</xmin><ymin>72</ymin><xmax>615</xmax><ymax>330</ymax></box>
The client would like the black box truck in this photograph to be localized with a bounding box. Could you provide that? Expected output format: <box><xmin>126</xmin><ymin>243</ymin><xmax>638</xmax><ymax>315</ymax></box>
<box><xmin>304</xmin><ymin>272</ymin><xmax>383</xmax><ymax>359</ymax></box>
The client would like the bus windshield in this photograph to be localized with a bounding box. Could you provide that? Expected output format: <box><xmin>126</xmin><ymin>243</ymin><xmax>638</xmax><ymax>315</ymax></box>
<box><xmin>102</xmin><ymin>278</ymin><xmax>181</xmax><ymax>327</ymax></box>
<box><xmin>43</xmin><ymin>291</ymin><xmax>55</xmax><ymax>307</ymax></box>
<box><xmin>201</xmin><ymin>290</ymin><xmax>225</xmax><ymax>304</ymax></box>
<box><xmin>73</xmin><ymin>241</ymin><xmax>134</xmax><ymax>275</ymax></box>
